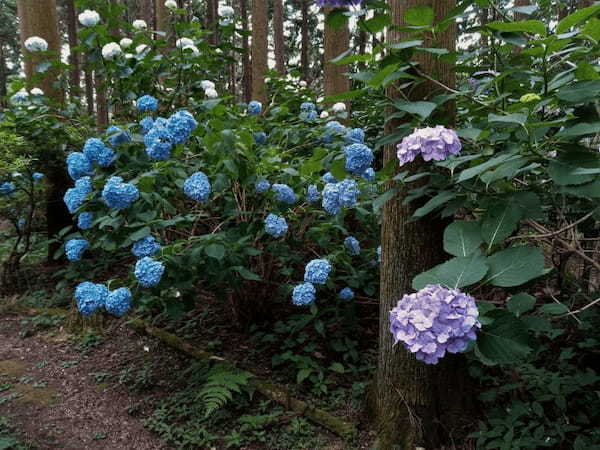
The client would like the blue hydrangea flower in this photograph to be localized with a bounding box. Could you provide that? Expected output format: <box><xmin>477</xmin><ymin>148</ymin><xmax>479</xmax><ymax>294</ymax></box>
<box><xmin>0</xmin><ymin>182</ymin><xmax>16</xmax><ymax>195</ymax></box>
<box><xmin>344</xmin><ymin>236</ymin><xmax>360</xmax><ymax>255</ymax></box>
<box><xmin>361</xmin><ymin>167</ymin><xmax>375</xmax><ymax>181</ymax></box>
<box><xmin>322</xmin><ymin>172</ymin><xmax>337</xmax><ymax>184</ymax></box>
<box><xmin>63</xmin><ymin>176</ymin><xmax>93</xmax><ymax>213</ymax></box>
<box><xmin>389</xmin><ymin>284</ymin><xmax>481</xmax><ymax>365</ymax></box>
<box><xmin>339</xmin><ymin>287</ymin><xmax>355</xmax><ymax>300</ymax></box>
<box><xmin>306</xmin><ymin>184</ymin><xmax>320</xmax><ymax>203</ymax></box>
<box><xmin>136</xmin><ymin>94</ymin><xmax>158</xmax><ymax>111</ymax></box>
<box><xmin>74</xmin><ymin>281</ymin><xmax>108</xmax><ymax>317</ymax></box>
<box><xmin>271</xmin><ymin>184</ymin><xmax>296</xmax><ymax>204</ymax></box>
<box><xmin>300</xmin><ymin>102</ymin><xmax>316</xmax><ymax>113</ymax></box>
<box><xmin>183</xmin><ymin>172</ymin><xmax>211</xmax><ymax>202</ymax></box>
<box><xmin>32</xmin><ymin>172</ymin><xmax>44</xmax><ymax>182</ymax></box>
<box><xmin>105</xmin><ymin>287</ymin><xmax>132</xmax><ymax>317</ymax></box>
<box><xmin>316</xmin><ymin>0</ymin><xmax>363</xmax><ymax>7</ymax></box>
<box><xmin>397</xmin><ymin>126</ymin><xmax>462</xmax><ymax>165</ymax></box>
<box><xmin>83</xmin><ymin>138</ymin><xmax>115</xmax><ymax>167</ymax></box>
<box><xmin>300</xmin><ymin>102</ymin><xmax>317</xmax><ymax>121</ymax></box>
<box><xmin>140</xmin><ymin>116</ymin><xmax>154</xmax><ymax>134</ymax></box>
<box><xmin>254</xmin><ymin>131</ymin><xmax>267</xmax><ymax>145</ymax></box>
<box><xmin>248</xmin><ymin>100</ymin><xmax>262</xmax><ymax>115</ymax></box>
<box><xmin>255</xmin><ymin>179</ymin><xmax>270</xmax><ymax>193</ymax></box>
<box><xmin>345</xmin><ymin>128</ymin><xmax>365</xmax><ymax>144</ymax></box>
<box><xmin>66</xmin><ymin>152</ymin><xmax>94</xmax><ymax>180</ymax></box>
<box><xmin>65</xmin><ymin>239</ymin><xmax>89</xmax><ymax>261</ymax></box>
<box><xmin>344</xmin><ymin>143</ymin><xmax>374</xmax><ymax>175</ymax></box>
<box><xmin>144</xmin><ymin>122</ymin><xmax>173</xmax><ymax>160</ymax></box>
<box><xmin>166</xmin><ymin>110</ymin><xmax>198</xmax><ymax>145</ymax></box>
<box><xmin>101</xmin><ymin>176</ymin><xmax>139</xmax><ymax>210</ymax></box>
<box><xmin>304</xmin><ymin>259</ymin><xmax>332</xmax><ymax>285</ymax></box>
<box><xmin>322</xmin><ymin>179</ymin><xmax>358</xmax><ymax>215</ymax></box>
<box><xmin>134</xmin><ymin>257</ymin><xmax>165</xmax><ymax>287</ymax></box>
<box><xmin>304</xmin><ymin>110</ymin><xmax>318</xmax><ymax>121</ymax></box>
<box><xmin>77</xmin><ymin>212</ymin><xmax>94</xmax><ymax>230</ymax></box>
<box><xmin>323</xmin><ymin>121</ymin><xmax>346</xmax><ymax>143</ymax></box>
<box><xmin>292</xmin><ymin>282</ymin><xmax>316</xmax><ymax>306</ymax></box>
<box><xmin>106</xmin><ymin>125</ymin><xmax>132</xmax><ymax>146</ymax></box>
<box><xmin>17</xmin><ymin>218</ymin><xmax>26</xmax><ymax>229</ymax></box>
<box><xmin>132</xmin><ymin>235</ymin><xmax>161</xmax><ymax>258</ymax></box>
<box><xmin>264</xmin><ymin>213</ymin><xmax>288</xmax><ymax>238</ymax></box>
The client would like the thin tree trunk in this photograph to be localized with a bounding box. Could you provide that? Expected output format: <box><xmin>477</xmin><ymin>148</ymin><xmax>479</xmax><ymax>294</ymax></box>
<box><xmin>300</xmin><ymin>0</ymin><xmax>309</xmax><ymax>82</ymax></box>
<box><xmin>84</xmin><ymin>65</ymin><xmax>94</xmax><ymax>115</ymax></box>
<box><xmin>376</xmin><ymin>0</ymin><xmax>468</xmax><ymax>448</ymax></box>
<box><xmin>155</xmin><ymin>0</ymin><xmax>169</xmax><ymax>38</ymax></box>
<box><xmin>251</xmin><ymin>0</ymin><xmax>268</xmax><ymax>105</ymax></box>
<box><xmin>142</xmin><ymin>0</ymin><xmax>154</xmax><ymax>30</ymax></box>
<box><xmin>211</xmin><ymin>0</ymin><xmax>219</xmax><ymax>46</ymax></box>
<box><xmin>65</xmin><ymin>0</ymin><xmax>80</xmax><ymax>99</ymax></box>
<box><xmin>323</xmin><ymin>7</ymin><xmax>350</xmax><ymax>99</ymax></box>
<box><xmin>0</xmin><ymin>47</ymin><xmax>6</xmax><ymax>109</ymax></box>
<box><xmin>273</xmin><ymin>0</ymin><xmax>285</xmax><ymax>75</ymax></box>
<box><xmin>240</xmin><ymin>0</ymin><xmax>251</xmax><ymax>102</ymax></box>
<box><xmin>95</xmin><ymin>71</ymin><xmax>109</xmax><ymax>130</ymax></box>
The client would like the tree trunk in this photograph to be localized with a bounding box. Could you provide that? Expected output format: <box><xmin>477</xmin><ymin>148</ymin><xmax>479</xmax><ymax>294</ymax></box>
<box><xmin>206</xmin><ymin>0</ymin><xmax>219</xmax><ymax>45</ymax></box>
<box><xmin>240</xmin><ymin>0</ymin><xmax>251</xmax><ymax>102</ymax></box>
<box><xmin>95</xmin><ymin>71</ymin><xmax>109</xmax><ymax>130</ymax></box>
<box><xmin>250</xmin><ymin>0</ymin><xmax>268</xmax><ymax>105</ymax></box>
<box><xmin>142</xmin><ymin>0</ymin><xmax>154</xmax><ymax>30</ymax></box>
<box><xmin>376</xmin><ymin>1</ymin><xmax>469</xmax><ymax>449</ymax></box>
<box><xmin>300</xmin><ymin>0</ymin><xmax>309</xmax><ymax>82</ymax></box>
<box><xmin>514</xmin><ymin>0</ymin><xmax>529</xmax><ymax>20</ymax></box>
<box><xmin>323</xmin><ymin>7</ymin><xmax>350</xmax><ymax>99</ymax></box>
<box><xmin>65</xmin><ymin>0</ymin><xmax>80</xmax><ymax>99</ymax></box>
<box><xmin>273</xmin><ymin>0</ymin><xmax>285</xmax><ymax>75</ymax></box>
<box><xmin>0</xmin><ymin>47</ymin><xmax>6</xmax><ymax>109</ymax></box>
<box><xmin>84</xmin><ymin>65</ymin><xmax>94</xmax><ymax>115</ymax></box>
<box><xmin>155</xmin><ymin>0</ymin><xmax>169</xmax><ymax>38</ymax></box>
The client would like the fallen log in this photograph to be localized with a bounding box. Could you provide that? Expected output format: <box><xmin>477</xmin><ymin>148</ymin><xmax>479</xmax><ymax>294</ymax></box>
<box><xmin>128</xmin><ymin>318</ymin><xmax>358</xmax><ymax>440</ymax></box>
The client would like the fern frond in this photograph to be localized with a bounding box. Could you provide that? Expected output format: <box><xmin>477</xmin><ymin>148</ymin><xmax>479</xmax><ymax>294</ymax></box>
<box><xmin>197</xmin><ymin>364</ymin><xmax>253</xmax><ymax>417</ymax></box>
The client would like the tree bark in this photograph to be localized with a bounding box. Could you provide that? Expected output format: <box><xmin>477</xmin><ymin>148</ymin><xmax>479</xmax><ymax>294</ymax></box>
<box><xmin>95</xmin><ymin>71</ymin><xmax>109</xmax><ymax>130</ymax></box>
<box><xmin>141</xmin><ymin>0</ymin><xmax>155</xmax><ymax>30</ymax></box>
<box><xmin>376</xmin><ymin>1</ymin><xmax>468</xmax><ymax>449</ymax></box>
<box><xmin>240</xmin><ymin>0</ymin><xmax>251</xmax><ymax>102</ymax></box>
<box><xmin>65</xmin><ymin>0</ymin><xmax>80</xmax><ymax>99</ymax></box>
<box><xmin>84</xmin><ymin>64</ymin><xmax>94</xmax><ymax>115</ymax></box>
<box><xmin>273</xmin><ymin>0</ymin><xmax>285</xmax><ymax>75</ymax></box>
<box><xmin>300</xmin><ymin>0</ymin><xmax>309</xmax><ymax>82</ymax></box>
<box><xmin>250</xmin><ymin>0</ymin><xmax>268</xmax><ymax>105</ymax></box>
<box><xmin>155</xmin><ymin>0</ymin><xmax>169</xmax><ymax>39</ymax></box>
<box><xmin>323</xmin><ymin>7</ymin><xmax>350</xmax><ymax>99</ymax></box>
<box><xmin>0</xmin><ymin>47</ymin><xmax>6</xmax><ymax>109</ymax></box>
<box><xmin>514</xmin><ymin>0</ymin><xmax>529</xmax><ymax>20</ymax></box>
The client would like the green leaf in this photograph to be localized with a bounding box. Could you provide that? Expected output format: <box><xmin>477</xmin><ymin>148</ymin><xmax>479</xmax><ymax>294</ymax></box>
<box><xmin>575</xmin><ymin>61</ymin><xmax>600</xmax><ymax>80</ymax></box>
<box><xmin>556</xmin><ymin>4</ymin><xmax>600</xmax><ymax>34</ymax></box>
<box><xmin>373</xmin><ymin>186</ymin><xmax>400</xmax><ymax>214</ymax></box>
<box><xmin>487</xmin><ymin>20</ymin><xmax>546</xmax><ymax>35</ymax></box>
<box><xmin>233</xmin><ymin>266</ymin><xmax>261</xmax><ymax>281</ymax></box>
<box><xmin>474</xmin><ymin>309</ymin><xmax>532</xmax><ymax>365</ymax></box>
<box><xmin>485</xmin><ymin>246</ymin><xmax>545</xmax><ymax>287</ymax></box>
<box><xmin>582</xmin><ymin>17</ymin><xmax>600</xmax><ymax>42</ymax></box>
<box><xmin>330</xmin><ymin>158</ymin><xmax>347</xmax><ymax>181</ymax></box>
<box><xmin>388</xmin><ymin>40</ymin><xmax>424</xmax><ymax>50</ymax></box>
<box><xmin>362</xmin><ymin>13</ymin><xmax>391</xmax><ymax>33</ymax></box>
<box><xmin>128</xmin><ymin>226</ymin><xmax>151</xmax><ymax>242</ymax></box>
<box><xmin>405</xmin><ymin>6</ymin><xmax>434</xmax><ymax>26</ymax></box>
<box><xmin>556</xmin><ymin>122</ymin><xmax>600</xmax><ymax>137</ymax></box>
<box><xmin>457</xmin><ymin>153</ymin><xmax>519</xmax><ymax>183</ymax></box>
<box><xmin>329</xmin><ymin>362</ymin><xmax>345</xmax><ymax>373</ymax></box>
<box><xmin>481</xmin><ymin>200</ymin><xmax>523</xmax><ymax>248</ymax></box>
<box><xmin>443</xmin><ymin>221</ymin><xmax>483</xmax><ymax>257</ymax></box>
<box><xmin>488</xmin><ymin>112</ymin><xmax>527</xmax><ymax>126</ymax></box>
<box><xmin>205</xmin><ymin>244</ymin><xmax>225</xmax><ymax>260</ymax></box>
<box><xmin>412</xmin><ymin>251</ymin><xmax>488</xmax><ymax>290</ymax></box>
<box><xmin>325</xmin><ymin>8</ymin><xmax>348</xmax><ymax>29</ymax></box>
<box><xmin>393</xmin><ymin>100</ymin><xmax>437</xmax><ymax>119</ymax></box>
<box><xmin>556</xmin><ymin>80</ymin><xmax>600</xmax><ymax>103</ymax></box>
<box><xmin>507</xmin><ymin>293</ymin><xmax>536</xmax><ymax>317</ymax></box>
<box><xmin>548</xmin><ymin>152</ymin><xmax>600</xmax><ymax>185</ymax></box>
<box><xmin>297</xmin><ymin>368</ymin><xmax>312</xmax><ymax>383</ymax></box>
<box><xmin>538</xmin><ymin>303</ymin><xmax>569</xmax><ymax>315</ymax></box>
<box><xmin>413</xmin><ymin>191</ymin><xmax>455</xmax><ymax>218</ymax></box>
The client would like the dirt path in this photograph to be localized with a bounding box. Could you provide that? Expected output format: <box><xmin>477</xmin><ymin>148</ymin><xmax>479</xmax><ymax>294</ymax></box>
<box><xmin>0</xmin><ymin>313</ymin><xmax>171</xmax><ymax>449</ymax></box>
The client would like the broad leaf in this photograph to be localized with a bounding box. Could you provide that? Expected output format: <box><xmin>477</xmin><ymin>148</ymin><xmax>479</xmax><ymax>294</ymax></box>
<box><xmin>474</xmin><ymin>309</ymin><xmax>532</xmax><ymax>365</ymax></box>
<box><xmin>205</xmin><ymin>244</ymin><xmax>225</xmax><ymax>260</ymax></box>
<box><xmin>488</xmin><ymin>20</ymin><xmax>546</xmax><ymax>35</ymax></box>
<box><xmin>556</xmin><ymin>80</ymin><xmax>600</xmax><ymax>103</ymax></box>
<box><xmin>405</xmin><ymin>6</ymin><xmax>434</xmax><ymax>26</ymax></box>
<box><xmin>443</xmin><ymin>221</ymin><xmax>483</xmax><ymax>257</ymax></box>
<box><xmin>413</xmin><ymin>191</ymin><xmax>455</xmax><ymax>218</ymax></box>
<box><xmin>538</xmin><ymin>303</ymin><xmax>569</xmax><ymax>315</ymax></box>
<box><xmin>507</xmin><ymin>293</ymin><xmax>536</xmax><ymax>317</ymax></box>
<box><xmin>412</xmin><ymin>251</ymin><xmax>488</xmax><ymax>290</ymax></box>
<box><xmin>556</xmin><ymin>4</ymin><xmax>600</xmax><ymax>34</ymax></box>
<box><xmin>556</xmin><ymin>122</ymin><xmax>600</xmax><ymax>137</ymax></box>
<box><xmin>488</xmin><ymin>112</ymin><xmax>527</xmax><ymax>126</ymax></box>
<box><xmin>485</xmin><ymin>246</ymin><xmax>545</xmax><ymax>287</ymax></box>
<box><xmin>481</xmin><ymin>200</ymin><xmax>523</xmax><ymax>248</ymax></box>
<box><xmin>393</xmin><ymin>100</ymin><xmax>437</xmax><ymax>119</ymax></box>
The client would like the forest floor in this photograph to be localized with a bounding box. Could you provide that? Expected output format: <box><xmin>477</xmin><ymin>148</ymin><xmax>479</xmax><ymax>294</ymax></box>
<box><xmin>0</xmin><ymin>300</ymin><xmax>375</xmax><ymax>450</ymax></box>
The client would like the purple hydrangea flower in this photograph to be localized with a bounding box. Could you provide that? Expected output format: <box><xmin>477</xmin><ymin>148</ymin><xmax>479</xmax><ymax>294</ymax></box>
<box><xmin>389</xmin><ymin>284</ymin><xmax>480</xmax><ymax>365</ymax></box>
<box><xmin>304</xmin><ymin>259</ymin><xmax>332</xmax><ymax>285</ymax></box>
<box><xmin>396</xmin><ymin>126</ymin><xmax>461</xmax><ymax>165</ymax></box>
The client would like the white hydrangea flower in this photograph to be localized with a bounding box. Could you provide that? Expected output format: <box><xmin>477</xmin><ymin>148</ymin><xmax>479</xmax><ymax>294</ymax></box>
<box><xmin>218</xmin><ymin>6</ymin><xmax>234</xmax><ymax>17</ymax></box>
<box><xmin>176</xmin><ymin>37</ymin><xmax>194</xmax><ymax>49</ymax></box>
<box><xmin>200</xmin><ymin>80</ymin><xmax>215</xmax><ymax>90</ymax></box>
<box><xmin>182</xmin><ymin>45</ymin><xmax>200</xmax><ymax>56</ymax></box>
<box><xmin>30</xmin><ymin>88</ymin><xmax>44</xmax><ymax>96</ymax></box>
<box><xmin>299</xmin><ymin>80</ymin><xmax>307</xmax><ymax>88</ymax></box>
<box><xmin>125</xmin><ymin>53</ymin><xmax>134</xmax><ymax>59</ymax></box>
<box><xmin>332</xmin><ymin>102</ymin><xmax>346</xmax><ymax>113</ymax></box>
<box><xmin>10</xmin><ymin>89</ymin><xmax>29</xmax><ymax>103</ymax></box>
<box><xmin>215</xmin><ymin>48</ymin><xmax>222</xmax><ymax>54</ymax></box>
<box><xmin>102</xmin><ymin>42</ymin><xmax>122</xmax><ymax>60</ymax></box>
<box><xmin>132</xmin><ymin>19</ymin><xmax>147</xmax><ymax>30</ymax></box>
<box><xmin>320</xmin><ymin>111</ymin><xmax>329</xmax><ymax>119</ymax></box>
<box><xmin>205</xmin><ymin>88</ymin><xmax>218</xmax><ymax>98</ymax></box>
<box><xmin>264</xmin><ymin>77</ymin><xmax>271</xmax><ymax>83</ymax></box>
<box><xmin>136</xmin><ymin>44</ymin><xmax>148</xmax><ymax>54</ymax></box>
<box><xmin>78</xmin><ymin>9</ymin><xmax>100</xmax><ymax>27</ymax></box>
<box><xmin>120</xmin><ymin>38</ymin><xmax>133</xmax><ymax>48</ymax></box>
<box><xmin>165</xmin><ymin>0</ymin><xmax>178</xmax><ymax>8</ymax></box>
<box><xmin>24</xmin><ymin>36</ymin><xmax>48</xmax><ymax>52</ymax></box>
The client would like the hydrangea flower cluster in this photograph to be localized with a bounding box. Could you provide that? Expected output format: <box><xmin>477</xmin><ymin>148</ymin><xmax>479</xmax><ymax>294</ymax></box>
<box><xmin>255</xmin><ymin>179</ymin><xmax>270</xmax><ymax>193</ymax></box>
<box><xmin>248</xmin><ymin>101</ymin><xmax>262</xmax><ymax>115</ymax></box>
<box><xmin>101</xmin><ymin>176</ymin><xmax>139</xmax><ymax>210</ymax></box>
<box><xmin>143</xmin><ymin>110</ymin><xmax>197</xmax><ymax>159</ymax></box>
<box><xmin>316</xmin><ymin>0</ymin><xmax>363</xmax><ymax>7</ymax></box>
<box><xmin>78</xmin><ymin>9</ymin><xmax>100</xmax><ymax>26</ymax></box>
<box><xmin>304</xmin><ymin>259</ymin><xmax>332</xmax><ymax>285</ymax></box>
<box><xmin>133</xmin><ymin>19</ymin><xmax>147</xmax><ymax>30</ymax></box>
<box><xmin>132</xmin><ymin>236</ymin><xmax>161</xmax><ymax>258</ymax></box>
<box><xmin>102</xmin><ymin>42</ymin><xmax>122</xmax><ymax>59</ymax></box>
<box><xmin>136</xmin><ymin>95</ymin><xmax>159</xmax><ymax>112</ymax></box>
<box><xmin>83</xmin><ymin>138</ymin><xmax>115</xmax><ymax>167</ymax></box>
<box><xmin>75</xmin><ymin>282</ymin><xmax>108</xmax><ymax>316</ymax></box>
<box><xmin>105</xmin><ymin>287</ymin><xmax>132</xmax><ymax>317</ymax></box>
<box><xmin>134</xmin><ymin>257</ymin><xmax>165</xmax><ymax>287</ymax></box>
<box><xmin>167</xmin><ymin>110</ymin><xmax>198</xmax><ymax>144</ymax></box>
<box><xmin>0</xmin><ymin>182</ymin><xmax>15</xmax><ymax>196</ymax></box>
<box><xmin>32</xmin><ymin>172</ymin><xmax>44</xmax><ymax>182</ymax></box>
<box><xmin>344</xmin><ymin>236</ymin><xmax>360</xmax><ymax>255</ymax></box>
<box><xmin>345</xmin><ymin>128</ymin><xmax>365</xmax><ymax>145</ymax></box>
<box><xmin>77</xmin><ymin>212</ymin><xmax>94</xmax><ymax>230</ymax></box>
<box><xmin>65</xmin><ymin>239</ymin><xmax>89</xmax><ymax>261</ymax></box>
<box><xmin>389</xmin><ymin>284</ymin><xmax>481</xmax><ymax>365</ymax></box>
<box><xmin>322</xmin><ymin>179</ymin><xmax>359</xmax><ymax>215</ymax></box>
<box><xmin>323</xmin><ymin>121</ymin><xmax>346</xmax><ymax>143</ymax></box>
<box><xmin>106</xmin><ymin>126</ymin><xmax>131</xmax><ymax>146</ymax></box>
<box><xmin>322</xmin><ymin>172</ymin><xmax>337</xmax><ymax>184</ymax></box>
<box><xmin>17</xmin><ymin>218</ymin><xmax>26</xmax><ymax>229</ymax></box>
<box><xmin>24</xmin><ymin>36</ymin><xmax>48</xmax><ymax>52</ymax></box>
<box><xmin>140</xmin><ymin>116</ymin><xmax>155</xmax><ymax>134</ymax></box>
<box><xmin>64</xmin><ymin>177</ymin><xmax>92</xmax><ymax>213</ymax></box>
<box><xmin>201</xmin><ymin>80</ymin><xmax>218</xmax><ymax>98</ymax></box>
<box><xmin>306</xmin><ymin>184</ymin><xmax>320</xmax><ymax>203</ymax></box>
<box><xmin>183</xmin><ymin>172</ymin><xmax>211</xmax><ymax>202</ymax></box>
<box><xmin>396</xmin><ymin>126</ymin><xmax>462</xmax><ymax>165</ymax></box>
<box><xmin>271</xmin><ymin>184</ymin><xmax>297</xmax><ymax>204</ymax></box>
<box><xmin>67</xmin><ymin>152</ymin><xmax>94</xmax><ymax>180</ymax></box>
<box><xmin>292</xmin><ymin>282</ymin><xmax>316</xmax><ymax>306</ymax></box>
<box><xmin>362</xmin><ymin>167</ymin><xmax>375</xmax><ymax>182</ymax></box>
<box><xmin>300</xmin><ymin>102</ymin><xmax>317</xmax><ymax>121</ymax></box>
<box><xmin>254</xmin><ymin>131</ymin><xmax>267</xmax><ymax>145</ymax></box>
<box><xmin>264</xmin><ymin>214</ymin><xmax>288</xmax><ymax>238</ymax></box>
<box><xmin>344</xmin><ymin>143</ymin><xmax>374</xmax><ymax>175</ymax></box>
<box><xmin>339</xmin><ymin>287</ymin><xmax>355</xmax><ymax>300</ymax></box>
